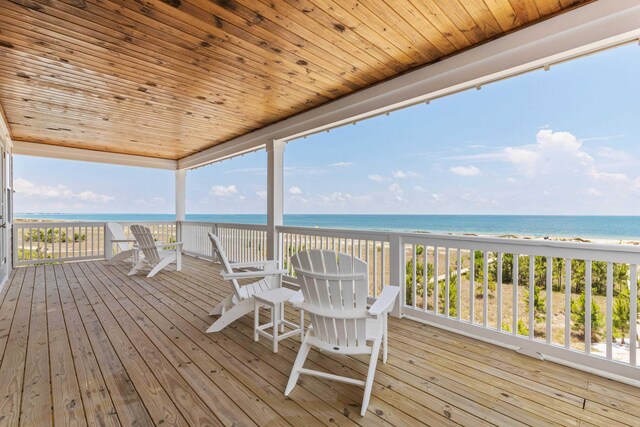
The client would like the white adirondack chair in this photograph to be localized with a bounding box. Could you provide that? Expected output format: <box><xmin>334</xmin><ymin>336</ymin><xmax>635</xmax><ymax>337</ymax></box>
<box><xmin>105</xmin><ymin>222</ymin><xmax>137</xmax><ymax>264</ymax></box>
<box><xmin>128</xmin><ymin>224</ymin><xmax>183</xmax><ymax>278</ymax></box>
<box><xmin>207</xmin><ymin>232</ymin><xmax>286</xmax><ymax>333</ymax></box>
<box><xmin>285</xmin><ymin>250</ymin><xmax>399</xmax><ymax>416</ymax></box>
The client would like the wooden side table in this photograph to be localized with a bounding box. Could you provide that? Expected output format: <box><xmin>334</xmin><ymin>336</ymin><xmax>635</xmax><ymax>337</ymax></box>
<box><xmin>254</xmin><ymin>288</ymin><xmax>304</xmax><ymax>353</ymax></box>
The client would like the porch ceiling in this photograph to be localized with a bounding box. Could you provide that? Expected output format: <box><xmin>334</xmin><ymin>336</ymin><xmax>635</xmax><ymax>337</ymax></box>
<box><xmin>0</xmin><ymin>0</ymin><xmax>592</xmax><ymax>160</ymax></box>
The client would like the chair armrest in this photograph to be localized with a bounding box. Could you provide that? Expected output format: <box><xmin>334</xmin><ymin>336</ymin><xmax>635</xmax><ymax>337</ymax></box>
<box><xmin>156</xmin><ymin>242</ymin><xmax>183</xmax><ymax>248</ymax></box>
<box><xmin>368</xmin><ymin>286</ymin><xmax>400</xmax><ymax>316</ymax></box>
<box><xmin>288</xmin><ymin>290</ymin><xmax>304</xmax><ymax>304</ymax></box>
<box><xmin>110</xmin><ymin>238</ymin><xmax>136</xmax><ymax>243</ymax></box>
<box><xmin>230</xmin><ymin>260</ymin><xmax>278</xmax><ymax>269</ymax></box>
<box><xmin>221</xmin><ymin>269</ymin><xmax>287</xmax><ymax>280</ymax></box>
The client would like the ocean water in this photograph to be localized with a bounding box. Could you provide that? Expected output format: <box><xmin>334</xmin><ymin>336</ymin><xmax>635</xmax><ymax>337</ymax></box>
<box><xmin>13</xmin><ymin>213</ymin><xmax>640</xmax><ymax>240</ymax></box>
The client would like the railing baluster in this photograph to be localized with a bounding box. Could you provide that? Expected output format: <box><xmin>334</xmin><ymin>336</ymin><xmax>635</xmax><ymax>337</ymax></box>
<box><xmin>469</xmin><ymin>250</ymin><xmax>474</xmax><ymax>324</ymax></box>
<box><xmin>585</xmin><ymin>260</ymin><xmax>592</xmax><ymax>354</ymax></box>
<box><xmin>565</xmin><ymin>258</ymin><xmax>572</xmax><ymax>349</ymax></box>
<box><xmin>412</xmin><ymin>244</ymin><xmax>417</xmax><ymax>308</ymax></box>
<box><xmin>529</xmin><ymin>256</ymin><xmax>535</xmax><ymax>339</ymax></box>
<box><xmin>513</xmin><ymin>254</ymin><xmax>519</xmax><ymax>335</ymax></box>
<box><xmin>445</xmin><ymin>247</ymin><xmax>450</xmax><ymax>317</ymax></box>
<box><xmin>483</xmin><ymin>251</ymin><xmax>488</xmax><ymax>327</ymax></box>
<box><xmin>423</xmin><ymin>246</ymin><xmax>429</xmax><ymax>312</ymax></box>
<box><xmin>546</xmin><ymin>257</ymin><xmax>552</xmax><ymax>344</ymax></box>
<box><xmin>434</xmin><ymin>246</ymin><xmax>439</xmax><ymax>315</ymax></box>
<box><xmin>381</xmin><ymin>241</ymin><xmax>386</xmax><ymax>292</ymax></box>
<box><xmin>456</xmin><ymin>249</ymin><xmax>462</xmax><ymax>321</ymax></box>
<box><xmin>630</xmin><ymin>264</ymin><xmax>637</xmax><ymax>366</ymax></box>
<box><xmin>606</xmin><ymin>262</ymin><xmax>613</xmax><ymax>359</ymax></box>
<box><xmin>497</xmin><ymin>252</ymin><xmax>503</xmax><ymax>331</ymax></box>
<box><xmin>373</xmin><ymin>241</ymin><xmax>378</xmax><ymax>299</ymax></box>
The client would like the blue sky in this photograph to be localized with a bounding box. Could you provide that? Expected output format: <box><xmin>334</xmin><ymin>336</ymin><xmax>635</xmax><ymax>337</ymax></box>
<box><xmin>14</xmin><ymin>43</ymin><xmax>640</xmax><ymax>215</ymax></box>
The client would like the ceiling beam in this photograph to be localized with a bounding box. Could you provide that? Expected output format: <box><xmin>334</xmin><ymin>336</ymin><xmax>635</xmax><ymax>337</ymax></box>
<box><xmin>178</xmin><ymin>0</ymin><xmax>640</xmax><ymax>170</ymax></box>
<box><xmin>13</xmin><ymin>141</ymin><xmax>177</xmax><ymax>170</ymax></box>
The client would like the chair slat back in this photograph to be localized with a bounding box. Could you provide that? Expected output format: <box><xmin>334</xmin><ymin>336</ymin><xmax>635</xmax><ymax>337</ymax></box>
<box><xmin>106</xmin><ymin>222</ymin><xmax>131</xmax><ymax>252</ymax></box>
<box><xmin>291</xmin><ymin>250</ymin><xmax>368</xmax><ymax>348</ymax></box>
<box><xmin>130</xmin><ymin>225</ymin><xmax>161</xmax><ymax>264</ymax></box>
<box><xmin>208</xmin><ymin>232</ymin><xmax>242</xmax><ymax>298</ymax></box>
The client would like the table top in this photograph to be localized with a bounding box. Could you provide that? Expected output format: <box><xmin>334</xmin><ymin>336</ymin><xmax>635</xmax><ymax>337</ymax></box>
<box><xmin>254</xmin><ymin>287</ymin><xmax>302</xmax><ymax>304</ymax></box>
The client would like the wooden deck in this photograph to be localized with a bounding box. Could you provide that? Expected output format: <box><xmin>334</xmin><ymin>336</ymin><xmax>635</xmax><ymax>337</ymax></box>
<box><xmin>0</xmin><ymin>256</ymin><xmax>639</xmax><ymax>426</ymax></box>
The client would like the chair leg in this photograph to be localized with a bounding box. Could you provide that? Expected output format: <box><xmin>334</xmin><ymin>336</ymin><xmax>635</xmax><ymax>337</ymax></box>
<box><xmin>361</xmin><ymin>337</ymin><xmax>382</xmax><ymax>417</ymax></box>
<box><xmin>273</xmin><ymin>303</ymin><xmax>279</xmax><ymax>353</ymax></box>
<box><xmin>108</xmin><ymin>249</ymin><xmax>133</xmax><ymax>265</ymax></box>
<box><xmin>254</xmin><ymin>301</ymin><xmax>260</xmax><ymax>342</ymax></box>
<box><xmin>206</xmin><ymin>299</ymin><xmax>253</xmax><ymax>333</ymax></box>
<box><xmin>147</xmin><ymin>255</ymin><xmax>175</xmax><ymax>278</ymax></box>
<box><xmin>285</xmin><ymin>333</ymin><xmax>312</xmax><ymax>396</ymax></box>
<box><xmin>128</xmin><ymin>259</ymin><xmax>146</xmax><ymax>276</ymax></box>
<box><xmin>209</xmin><ymin>294</ymin><xmax>234</xmax><ymax>316</ymax></box>
<box><xmin>176</xmin><ymin>250</ymin><xmax>182</xmax><ymax>271</ymax></box>
<box><xmin>383</xmin><ymin>314</ymin><xmax>388</xmax><ymax>364</ymax></box>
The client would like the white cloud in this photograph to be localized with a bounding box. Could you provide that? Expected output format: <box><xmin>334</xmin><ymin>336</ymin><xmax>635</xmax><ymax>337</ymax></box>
<box><xmin>368</xmin><ymin>174</ymin><xmax>388</xmax><ymax>183</ymax></box>
<box><xmin>211</xmin><ymin>184</ymin><xmax>238</xmax><ymax>197</ymax></box>
<box><xmin>388</xmin><ymin>183</ymin><xmax>403</xmax><ymax>201</ymax></box>
<box><xmin>289</xmin><ymin>186</ymin><xmax>302</xmax><ymax>195</ymax></box>
<box><xmin>328</xmin><ymin>162</ymin><xmax>354</xmax><ymax>168</ymax></box>
<box><xmin>414</xmin><ymin>185</ymin><xmax>426</xmax><ymax>192</ymax></box>
<box><xmin>14</xmin><ymin>178</ymin><xmax>114</xmax><ymax>202</ymax></box>
<box><xmin>450</xmin><ymin>165</ymin><xmax>482</xmax><ymax>176</ymax></box>
<box><xmin>392</xmin><ymin>170</ymin><xmax>419</xmax><ymax>179</ymax></box>
<box><xmin>596</xmin><ymin>147</ymin><xmax>631</xmax><ymax>161</ymax></box>
<box><xmin>256</xmin><ymin>190</ymin><xmax>267</xmax><ymax>199</ymax></box>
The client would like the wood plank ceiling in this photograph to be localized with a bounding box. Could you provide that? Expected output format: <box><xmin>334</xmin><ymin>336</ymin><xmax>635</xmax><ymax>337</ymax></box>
<box><xmin>0</xmin><ymin>0</ymin><xmax>593</xmax><ymax>160</ymax></box>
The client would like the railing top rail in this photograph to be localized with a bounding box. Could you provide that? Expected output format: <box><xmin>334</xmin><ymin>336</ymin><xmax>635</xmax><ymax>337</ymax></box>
<box><xmin>113</xmin><ymin>220</ymin><xmax>177</xmax><ymax>225</ymax></box>
<box><xmin>181</xmin><ymin>221</ymin><xmax>267</xmax><ymax>230</ymax></box>
<box><xmin>276</xmin><ymin>225</ymin><xmax>640</xmax><ymax>257</ymax></box>
<box><xmin>276</xmin><ymin>225</ymin><xmax>393</xmax><ymax>241</ymax></box>
<box><xmin>14</xmin><ymin>221</ymin><xmax>107</xmax><ymax>227</ymax></box>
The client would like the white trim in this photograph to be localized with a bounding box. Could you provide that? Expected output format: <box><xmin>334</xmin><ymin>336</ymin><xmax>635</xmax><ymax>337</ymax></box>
<box><xmin>178</xmin><ymin>0</ymin><xmax>640</xmax><ymax>169</ymax></box>
<box><xmin>13</xmin><ymin>141</ymin><xmax>177</xmax><ymax>170</ymax></box>
<box><xmin>0</xmin><ymin>104</ymin><xmax>12</xmax><ymax>149</ymax></box>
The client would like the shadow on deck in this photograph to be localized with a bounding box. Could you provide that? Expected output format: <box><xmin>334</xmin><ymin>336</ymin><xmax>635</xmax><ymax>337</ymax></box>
<box><xmin>0</xmin><ymin>256</ymin><xmax>638</xmax><ymax>426</ymax></box>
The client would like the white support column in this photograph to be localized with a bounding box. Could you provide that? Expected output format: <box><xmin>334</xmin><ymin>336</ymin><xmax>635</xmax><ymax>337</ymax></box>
<box><xmin>175</xmin><ymin>169</ymin><xmax>186</xmax><ymax>221</ymax></box>
<box><xmin>175</xmin><ymin>169</ymin><xmax>186</xmax><ymax>244</ymax></box>
<box><xmin>388</xmin><ymin>234</ymin><xmax>404</xmax><ymax>318</ymax></box>
<box><xmin>266</xmin><ymin>139</ymin><xmax>285</xmax><ymax>262</ymax></box>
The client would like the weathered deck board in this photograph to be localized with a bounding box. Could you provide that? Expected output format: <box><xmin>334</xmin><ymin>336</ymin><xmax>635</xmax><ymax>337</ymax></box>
<box><xmin>1</xmin><ymin>256</ymin><xmax>639</xmax><ymax>426</ymax></box>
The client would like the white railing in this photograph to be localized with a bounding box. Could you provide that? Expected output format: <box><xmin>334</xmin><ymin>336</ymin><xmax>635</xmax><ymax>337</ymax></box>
<box><xmin>12</xmin><ymin>219</ymin><xmax>640</xmax><ymax>382</ymax></box>
<box><xmin>180</xmin><ymin>221</ymin><xmax>267</xmax><ymax>263</ymax></box>
<box><xmin>117</xmin><ymin>221</ymin><xmax>177</xmax><ymax>244</ymax></box>
<box><xmin>13</xmin><ymin>221</ymin><xmax>106</xmax><ymax>265</ymax></box>
<box><xmin>13</xmin><ymin>220</ymin><xmax>177</xmax><ymax>266</ymax></box>
<box><xmin>275</xmin><ymin>225</ymin><xmax>640</xmax><ymax>383</ymax></box>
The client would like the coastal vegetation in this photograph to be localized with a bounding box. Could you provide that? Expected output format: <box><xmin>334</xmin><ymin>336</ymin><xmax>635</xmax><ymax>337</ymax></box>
<box><xmin>403</xmin><ymin>245</ymin><xmax>639</xmax><ymax>351</ymax></box>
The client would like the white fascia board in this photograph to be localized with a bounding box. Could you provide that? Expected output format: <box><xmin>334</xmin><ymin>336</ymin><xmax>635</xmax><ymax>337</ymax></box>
<box><xmin>0</xmin><ymin>104</ymin><xmax>12</xmax><ymax>148</ymax></box>
<box><xmin>13</xmin><ymin>141</ymin><xmax>177</xmax><ymax>170</ymax></box>
<box><xmin>178</xmin><ymin>0</ymin><xmax>640</xmax><ymax>170</ymax></box>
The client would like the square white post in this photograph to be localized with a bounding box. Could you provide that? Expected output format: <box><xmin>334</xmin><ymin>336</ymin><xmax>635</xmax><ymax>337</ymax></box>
<box><xmin>266</xmin><ymin>139</ymin><xmax>284</xmax><ymax>262</ymax></box>
<box><xmin>175</xmin><ymin>169</ymin><xmax>186</xmax><ymax>243</ymax></box>
<box><xmin>388</xmin><ymin>234</ymin><xmax>404</xmax><ymax>318</ymax></box>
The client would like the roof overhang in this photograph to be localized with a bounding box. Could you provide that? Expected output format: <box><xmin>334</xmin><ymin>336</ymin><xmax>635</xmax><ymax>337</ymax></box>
<box><xmin>178</xmin><ymin>0</ymin><xmax>640</xmax><ymax>169</ymax></box>
<box><xmin>6</xmin><ymin>0</ymin><xmax>639</xmax><ymax>171</ymax></box>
